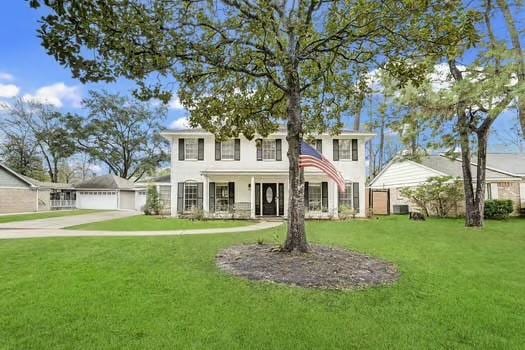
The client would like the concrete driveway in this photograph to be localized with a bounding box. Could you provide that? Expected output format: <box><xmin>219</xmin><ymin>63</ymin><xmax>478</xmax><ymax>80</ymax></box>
<box><xmin>0</xmin><ymin>210</ymin><xmax>139</xmax><ymax>230</ymax></box>
<box><xmin>0</xmin><ymin>220</ymin><xmax>283</xmax><ymax>240</ymax></box>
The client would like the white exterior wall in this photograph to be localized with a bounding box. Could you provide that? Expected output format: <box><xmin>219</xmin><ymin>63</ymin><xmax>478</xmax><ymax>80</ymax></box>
<box><xmin>369</xmin><ymin>160</ymin><xmax>446</xmax><ymax>189</ymax></box>
<box><xmin>165</xmin><ymin>131</ymin><xmax>372</xmax><ymax>218</ymax></box>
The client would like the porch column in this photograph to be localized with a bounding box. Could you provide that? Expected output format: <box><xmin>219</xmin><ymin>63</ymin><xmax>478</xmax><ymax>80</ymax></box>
<box><xmin>203</xmin><ymin>174</ymin><xmax>209</xmax><ymax>214</ymax></box>
<box><xmin>333</xmin><ymin>181</ymin><xmax>339</xmax><ymax>219</ymax></box>
<box><xmin>250</xmin><ymin>176</ymin><xmax>256</xmax><ymax>219</ymax></box>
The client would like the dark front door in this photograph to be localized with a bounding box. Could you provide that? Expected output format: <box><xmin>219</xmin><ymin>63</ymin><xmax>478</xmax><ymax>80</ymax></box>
<box><xmin>262</xmin><ymin>183</ymin><xmax>277</xmax><ymax>216</ymax></box>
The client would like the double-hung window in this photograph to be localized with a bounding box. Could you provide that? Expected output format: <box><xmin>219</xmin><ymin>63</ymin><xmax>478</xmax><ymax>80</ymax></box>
<box><xmin>262</xmin><ymin>139</ymin><xmax>276</xmax><ymax>160</ymax></box>
<box><xmin>215</xmin><ymin>183</ymin><xmax>229</xmax><ymax>212</ymax></box>
<box><xmin>308</xmin><ymin>183</ymin><xmax>322</xmax><ymax>211</ymax></box>
<box><xmin>221</xmin><ymin>140</ymin><xmax>235</xmax><ymax>160</ymax></box>
<box><xmin>184</xmin><ymin>183</ymin><xmax>198</xmax><ymax>211</ymax></box>
<box><xmin>339</xmin><ymin>139</ymin><xmax>352</xmax><ymax>160</ymax></box>
<box><xmin>338</xmin><ymin>183</ymin><xmax>353</xmax><ymax>210</ymax></box>
<box><xmin>184</xmin><ymin>139</ymin><xmax>198</xmax><ymax>160</ymax></box>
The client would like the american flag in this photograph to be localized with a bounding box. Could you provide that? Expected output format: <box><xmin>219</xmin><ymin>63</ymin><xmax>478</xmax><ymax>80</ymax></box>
<box><xmin>299</xmin><ymin>141</ymin><xmax>346</xmax><ymax>192</ymax></box>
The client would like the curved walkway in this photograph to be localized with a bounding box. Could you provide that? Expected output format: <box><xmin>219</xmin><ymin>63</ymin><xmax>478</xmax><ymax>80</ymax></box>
<box><xmin>0</xmin><ymin>220</ymin><xmax>283</xmax><ymax>240</ymax></box>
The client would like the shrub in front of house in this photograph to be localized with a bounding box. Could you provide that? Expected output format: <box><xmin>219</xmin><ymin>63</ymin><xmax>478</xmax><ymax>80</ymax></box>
<box><xmin>144</xmin><ymin>185</ymin><xmax>162</xmax><ymax>215</ymax></box>
<box><xmin>484</xmin><ymin>200</ymin><xmax>514</xmax><ymax>219</ymax></box>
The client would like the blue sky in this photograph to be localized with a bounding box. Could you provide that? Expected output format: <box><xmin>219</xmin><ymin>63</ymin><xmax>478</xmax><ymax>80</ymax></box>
<box><xmin>0</xmin><ymin>1</ymin><xmax>522</xmax><ymax>152</ymax></box>
<box><xmin>0</xmin><ymin>2</ymin><xmax>188</xmax><ymax>129</ymax></box>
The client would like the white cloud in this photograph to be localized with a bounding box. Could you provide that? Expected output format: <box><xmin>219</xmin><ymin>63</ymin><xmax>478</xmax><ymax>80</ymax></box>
<box><xmin>169</xmin><ymin>117</ymin><xmax>190</xmax><ymax>129</ymax></box>
<box><xmin>22</xmin><ymin>82</ymin><xmax>82</xmax><ymax>108</ymax></box>
<box><xmin>168</xmin><ymin>96</ymin><xmax>185</xmax><ymax>110</ymax></box>
<box><xmin>0</xmin><ymin>72</ymin><xmax>14</xmax><ymax>81</ymax></box>
<box><xmin>0</xmin><ymin>83</ymin><xmax>20</xmax><ymax>98</ymax></box>
<box><xmin>88</xmin><ymin>164</ymin><xmax>102</xmax><ymax>174</ymax></box>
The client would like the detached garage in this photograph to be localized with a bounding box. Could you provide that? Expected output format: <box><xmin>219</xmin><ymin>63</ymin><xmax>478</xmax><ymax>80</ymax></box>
<box><xmin>76</xmin><ymin>175</ymin><xmax>145</xmax><ymax>211</ymax></box>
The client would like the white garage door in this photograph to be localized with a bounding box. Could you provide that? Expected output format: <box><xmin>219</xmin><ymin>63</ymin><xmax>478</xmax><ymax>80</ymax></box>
<box><xmin>77</xmin><ymin>191</ymin><xmax>118</xmax><ymax>210</ymax></box>
<box><xmin>120</xmin><ymin>190</ymin><xmax>135</xmax><ymax>210</ymax></box>
<box><xmin>135</xmin><ymin>190</ymin><xmax>147</xmax><ymax>211</ymax></box>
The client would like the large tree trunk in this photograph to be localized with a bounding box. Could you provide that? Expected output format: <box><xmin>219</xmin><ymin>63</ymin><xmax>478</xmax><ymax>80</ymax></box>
<box><xmin>284</xmin><ymin>84</ymin><xmax>308</xmax><ymax>252</ymax></box>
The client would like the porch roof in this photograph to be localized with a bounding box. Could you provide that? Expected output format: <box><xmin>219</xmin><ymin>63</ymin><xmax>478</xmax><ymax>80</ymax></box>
<box><xmin>200</xmin><ymin>169</ymin><xmax>326</xmax><ymax>176</ymax></box>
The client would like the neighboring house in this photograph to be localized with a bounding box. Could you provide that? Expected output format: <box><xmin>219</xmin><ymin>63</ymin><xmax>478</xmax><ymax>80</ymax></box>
<box><xmin>76</xmin><ymin>175</ymin><xmax>146</xmax><ymax>211</ymax></box>
<box><xmin>161</xmin><ymin>128</ymin><xmax>374</xmax><ymax>218</ymax></box>
<box><xmin>484</xmin><ymin>154</ymin><xmax>525</xmax><ymax>212</ymax></box>
<box><xmin>368</xmin><ymin>154</ymin><xmax>524</xmax><ymax>215</ymax></box>
<box><xmin>0</xmin><ymin>163</ymin><xmax>74</xmax><ymax>214</ymax></box>
<box><xmin>0</xmin><ymin>162</ymin><xmax>145</xmax><ymax>214</ymax></box>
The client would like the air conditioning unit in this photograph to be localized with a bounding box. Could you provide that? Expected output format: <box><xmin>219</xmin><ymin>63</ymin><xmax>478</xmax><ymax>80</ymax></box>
<box><xmin>393</xmin><ymin>205</ymin><xmax>409</xmax><ymax>215</ymax></box>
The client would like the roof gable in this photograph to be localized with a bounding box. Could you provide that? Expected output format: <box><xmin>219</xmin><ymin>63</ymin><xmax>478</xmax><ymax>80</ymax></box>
<box><xmin>0</xmin><ymin>163</ymin><xmax>35</xmax><ymax>188</ymax></box>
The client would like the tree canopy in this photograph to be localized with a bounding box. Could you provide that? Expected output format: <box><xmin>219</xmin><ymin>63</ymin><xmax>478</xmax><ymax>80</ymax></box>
<box><xmin>31</xmin><ymin>0</ymin><xmax>477</xmax><ymax>250</ymax></box>
<box><xmin>67</xmin><ymin>91</ymin><xmax>169</xmax><ymax>181</ymax></box>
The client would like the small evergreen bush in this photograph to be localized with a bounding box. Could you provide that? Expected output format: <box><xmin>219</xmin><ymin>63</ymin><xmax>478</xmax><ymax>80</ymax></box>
<box><xmin>484</xmin><ymin>200</ymin><xmax>514</xmax><ymax>219</ymax></box>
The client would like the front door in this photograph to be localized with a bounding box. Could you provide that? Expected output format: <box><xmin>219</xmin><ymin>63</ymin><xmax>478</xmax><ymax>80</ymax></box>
<box><xmin>262</xmin><ymin>183</ymin><xmax>277</xmax><ymax>216</ymax></box>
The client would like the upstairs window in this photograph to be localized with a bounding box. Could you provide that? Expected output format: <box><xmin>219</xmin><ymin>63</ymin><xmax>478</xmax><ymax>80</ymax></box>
<box><xmin>262</xmin><ymin>139</ymin><xmax>276</xmax><ymax>160</ymax></box>
<box><xmin>221</xmin><ymin>140</ymin><xmax>235</xmax><ymax>160</ymax></box>
<box><xmin>339</xmin><ymin>139</ymin><xmax>352</xmax><ymax>160</ymax></box>
<box><xmin>184</xmin><ymin>139</ymin><xmax>198</xmax><ymax>160</ymax></box>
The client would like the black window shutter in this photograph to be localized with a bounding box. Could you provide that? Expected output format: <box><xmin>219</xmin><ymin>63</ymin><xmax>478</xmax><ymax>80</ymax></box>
<box><xmin>215</xmin><ymin>140</ymin><xmax>221</xmax><ymax>160</ymax></box>
<box><xmin>234</xmin><ymin>139</ymin><xmax>241</xmax><ymax>160</ymax></box>
<box><xmin>178</xmin><ymin>139</ymin><xmax>185</xmax><ymax>161</ymax></box>
<box><xmin>333</xmin><ymin>139</ymin><xmax>339</xmax><ymax>161</ymax></box>
<box><xmin>352</xmin><ymin>139</ymin><xmax>358</xmax><ymax>161</ymax></box>
<box><xmin>316</xmin><ymin>139</ymin><xmax>323</xmax><ymax>154</ymax></box>
<box><xmin>228</xmin><ymin>182</ymin><xmax>235</xmax><ymax>211</ymax></box>
<box><xmin>276</xmin><ymin>139</ymin><xmax>282</xmax><ymax>161</ymax></box>
<box><xmin>198</xmin><ymin>138</ymin><xmax>205</xmax><ymax>160</ymax></box>
<box><xmin>353</xmin><ymin>182</ymin><xmax>360</xmax><ymax>213</ymax></box>
<box><xmin>256</xmin><ymin>139</ymin><xmax>262</xmax><ymax>161</ymax></box>
<box><xmin>278</xmin><ymin>183</ymin><xmax>284</xmax><ymax>216</ymax></box>
<box><xmin>209</xmin><ymin>182</ymin><xmax>215</xmax><ymax>213</ymax></box>
<box><xmin>197</xmin><ymin>182</ymin><xmax>203</xmax><ymax>209</ymax></box>
<box><xmin>255</xmin><ymin>183</ymin><xmax>261</xmax><ymax>215</ymax></box>
<box><xmin>321</xmin><ymin>182</ymin><xmax>328</xmax><ymax>212</ymax></box>
<box><xmin>304</xmin><ymin>181</ymin><xmax>309</xmax><ymax>211</ymax></box>
<box><xmin>177</xmin><ymin>182</ymin><xmax>184</xmax><ymax>213</ymax></box>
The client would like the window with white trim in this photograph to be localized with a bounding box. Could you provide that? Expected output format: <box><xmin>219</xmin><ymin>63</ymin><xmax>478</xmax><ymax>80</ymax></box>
<box><xmin>338</xmin><ymin>183</ymin><xmax>353</xmax><ymax>210</ymax></box>
<box><xmin>262</xmin><ymin>139</ymin><xmax>276</xmax><ymax>160</ymax></box>
<box><xmin>339</xmin><ymin>139</ymin><xmax>352</xmax><ymax>160</ymax></box>
<box><xmin>221</xmin><ymin>140</ymin><xmax>235</xmax><ymax>160</ymax></box>
<box><xmin>184</xmin><ymin>183</ymin><xmax>198</xmax><ymax>211</ymax></box>
<box><xmin>184</xmin><ymin>139</ymin><xmax>198</xmax><ymax>160</ymax></box>
<box><xmin>308</xmin><ymin>183</ymin><xmax>322</xmax><ymax>211</ymax></box>
<box><xmin>215</xmin><ymin>183</ymin><xmax>229</xmax><ymax>212</ymax></box>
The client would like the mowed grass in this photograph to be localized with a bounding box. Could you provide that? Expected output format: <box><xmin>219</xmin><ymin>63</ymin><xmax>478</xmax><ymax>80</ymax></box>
<box><xmin>0</xmin><ymin>209</ymin><xmax>102</xmax><ymax>224</ymax></box>
<box><xmin>1</xmin><ymin>216</ymin><xmax>524</xmax><ymax>349</ymax></box>
<box><xmin>67</xmin><ymin>214</ymin><xmax>252</xmax><ymax>231</ymax></box>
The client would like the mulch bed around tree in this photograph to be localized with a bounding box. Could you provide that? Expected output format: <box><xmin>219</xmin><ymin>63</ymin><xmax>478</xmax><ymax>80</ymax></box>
<box><xmin>216</xmin><ymin>244</ymin><xmax>399</xmax><ymax>290</ymax></box>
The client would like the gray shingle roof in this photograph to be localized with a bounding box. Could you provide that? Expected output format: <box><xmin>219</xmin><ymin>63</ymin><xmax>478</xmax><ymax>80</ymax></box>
<box><xmin>138</xmin><ymin>174</ymin><xmax>171</xmax><ymax>183</ymax></box>
<box><xmin>18</xmin><ymin>174</ymin><xmax>73</xmax><ymax>189</ymax></box>
<box><xmin>419</xmin><ymin>155</ymin><xmax>516</xmax><ymax>180</ymax></box>
<box><xmin>485</xmin><ymin>153</ymin><xmax>525</xmax><ymax>176</ymax></box>
<box><xmin>74</xmin><ymin>175</ymin><xmax>138</xmax><ymax>190</ymax></box>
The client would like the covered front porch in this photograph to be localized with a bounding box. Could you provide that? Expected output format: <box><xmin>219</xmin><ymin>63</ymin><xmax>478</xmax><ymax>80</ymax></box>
<box><xmin>200</xmin><ymin>170</ymin><xmax>340</xmax><ymax>219</ymax></box>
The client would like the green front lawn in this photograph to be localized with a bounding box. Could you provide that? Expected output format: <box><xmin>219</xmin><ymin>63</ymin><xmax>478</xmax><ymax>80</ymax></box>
<box><xmin>1</xmin><ymin>216</ymin><xmax>524</xmax><ymax>349</ymax></box>
<box><xmin>0</xmin><ymin>209</ymin><xmax>102</xmax><ymax>224</ymax></box>
<box><xmin>67</xmin><ymin>214</ymin><xmax>253</xmax><ymax>231</ymax></box>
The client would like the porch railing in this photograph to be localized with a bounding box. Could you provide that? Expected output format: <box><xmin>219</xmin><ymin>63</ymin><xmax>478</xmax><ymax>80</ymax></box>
<box><xmin>50</xmin><ymin>200</ymin><xmax>77</xmax><ymax>209</ymax></box>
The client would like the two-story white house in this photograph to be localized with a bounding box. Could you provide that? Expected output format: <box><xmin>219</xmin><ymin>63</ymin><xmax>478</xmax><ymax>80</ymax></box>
<box><xmin>160</xmin><ymin>128</ymin><xmax>374</xmax><ymax>219</ymax></box>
